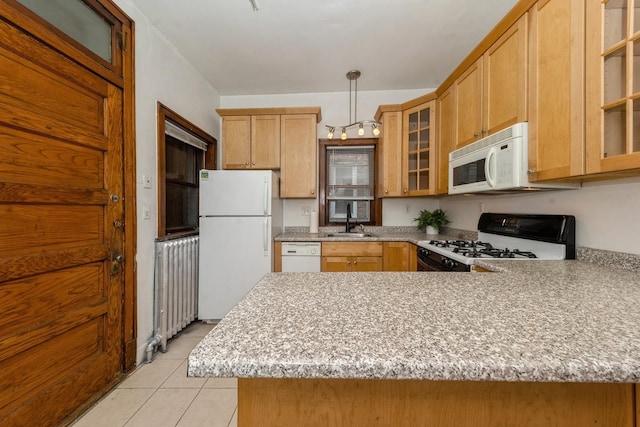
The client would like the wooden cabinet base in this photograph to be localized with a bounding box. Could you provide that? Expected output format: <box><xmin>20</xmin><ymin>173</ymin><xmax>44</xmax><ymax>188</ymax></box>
<box><xmin>238</xmin><ymin>378</ymin><xmax>634</xmax><ymax>426</ymax></box>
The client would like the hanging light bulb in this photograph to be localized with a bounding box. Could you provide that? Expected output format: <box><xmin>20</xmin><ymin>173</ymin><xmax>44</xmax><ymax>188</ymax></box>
<box><xmin>327</xmin><ymin>127</ymin><xmax>335</xmax><ymax>140</ymax></box>
<box><xmin>325</xmin><ymin>70</ymin><xmax>381</xmax><ymax>140</ymax></box>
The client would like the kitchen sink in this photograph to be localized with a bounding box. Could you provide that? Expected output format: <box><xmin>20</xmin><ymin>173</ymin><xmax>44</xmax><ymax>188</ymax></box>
<box><xmin>326</xmin><ymin>232</ymin><xmax>377</xmax><ymax>238</ymax></box>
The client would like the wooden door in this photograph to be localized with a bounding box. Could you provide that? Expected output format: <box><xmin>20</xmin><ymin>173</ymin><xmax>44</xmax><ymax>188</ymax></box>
<box><xmin>402</xmin><ymin>102</ymin><xmax>436</xmax><ymax>196</ymax></box>
<box><xmin>280</xmin><ymin>114</ymin><xmax>317</xmax><ymax>198</ymax></box>
<box><xmin>0</xmin><ymin>15</ymin><xmax>125</xmax><ymax>426</ymax></box>
<box><xmin>383</xmin><ymin>242</ymin><xmax>409</xmax><ymax>271</ymax></box>
<box><xmin>585</xmin><ymin>0</ymin><xmax>640</xmax><ymax>174</ymax></box>
<box><xmin>352</xmin><ymin>257</ymin><xmax>383</xmax><ymax>272</ymax></box>
<box><xmin>321</xmin><ymin>257</ymin><xmax>352</xmax><ymax>272</ymax></box>
<box><xmin>222</xmin><ymin>116</ymin><xmax>251</xmax><ymax>169</ymax></box>
<box><xmin>483</xmin><ymin>15</ymin><xmax>527</xmax><ymax>136</ymax></box>
<box><xmin>527</xmin><ymin>0</ymin><xmax>585</xmax><ymax>181</ymax></box>
<box><xmin>437</xmin><ymin>86</ymin><xmax>455</xmax><ymax>195</ymax></box>
<box><xmin>251</xmin><ymin>115</ymin><xmax>280</xmax><ymax>169</ymax></box>
<box><xmin>455</xmin><ymin>58</ymin><xmax>483</xmax><ymax>149</ymax></box>
<box><xmin>376</xmin><ymin>110</ymin><xmax>403</xmax><ymax>197</ymax></box>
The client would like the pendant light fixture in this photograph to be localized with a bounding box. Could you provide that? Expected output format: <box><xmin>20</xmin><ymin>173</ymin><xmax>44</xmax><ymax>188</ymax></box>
<box><xmin>326</xmin><ymin>70</ymin><xmax>381</xmax><ymax>140</ymax></box>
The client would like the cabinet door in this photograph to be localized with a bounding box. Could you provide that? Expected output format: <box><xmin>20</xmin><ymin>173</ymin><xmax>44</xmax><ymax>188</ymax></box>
<box><xmin>280</xmin><ymin>114</ymin><xmax>317</xmax><ymax>198</ymax></box>
<box><xmin>455</xmin><ymin>58</ymin><xmax>483</xmax><ymax>149</ymax></box>
<box><xmin>437</xmin><ymin>86</ymin><xmax>455</xmax><ymax>195</ymax></box>
<box><xmin>321</xmin><ymin>256</ymin><xmax>351</xmax><ymax>272</ymax></box>
<box><xmin>377</xmin><ymin>110</ymin><xmax>403</xmax><ymax>197</ymax></box>
<box><xmin>484</xmin><ymin>15</ymin><xmax>527</xmax><ymax>136</ymax></box>
<box><xmin>352</xmin><ymin>256</ymin><xmax>383</xmax><ymax>272</ymax></box>
<box><xmin>251</xmin><ymin>115</ymin><xmax>280</xmax><ymax>169</ymax></box>
<box><xmin>585</xmin><ymin>0</ymin><xmax>640</xmax><ymax>174</ymax></box>
<box><xmin>222</xmin><ymin>116</ymin><xmax>251</xmax><ymax>169</ymax></box>
<box><xmin>528</xmin><ymin>0</ymin><xmax>585</xmax><ymax>181</ymax></box>
<box><xmin>402</xmin><ymin>101</ymin><xmax>437</xmax><ymax>196</ymax></box>
<box><xmin>383</xmin><ymin>242</ymin><xmax>409</xmax><ymax>271</ymax></box>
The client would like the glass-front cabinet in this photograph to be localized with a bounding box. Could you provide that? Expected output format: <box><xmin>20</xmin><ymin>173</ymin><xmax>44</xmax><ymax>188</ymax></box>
<box><xmin>586</xmin><ymin>0</ymin><xmax>640</xmax><ymax>173</ymax></box>
<box><xmin>402</xmin><ymin>101</ymin><xmax>436</xmax><ymax>196</ymax></box>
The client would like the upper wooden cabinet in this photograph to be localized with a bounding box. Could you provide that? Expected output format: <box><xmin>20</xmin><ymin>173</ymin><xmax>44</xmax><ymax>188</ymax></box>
<box><xmin>454</xmin><ymin>58</ymin><xmax>484</xmax><ymax>149</ymax></box>
<box><xmin>402</xmin><ymin>100</ymin><xmax>437</xmax><ymax>196</ymax></box>
<box><xmin>375</xmin><ymin>106</ymin><xmax>403</xmax><ymax>197</ymax></box>
<box><xmin>217</xmin><ymin>107</ymin><xmax>321</xmax><ymax>197</ymax></box>
<box><xmin>436</xmin><ymin>85</ymin><xmax>455</xmax><ymax>195</ymax></box>
<box><xmin>220</xmin><ymin>114</ymin><xmax>280</xmax><ymax>169</ymax></box>
<box><xmin>454</xmin><ymin>15</ymin><xmax>528</xmax><ymax>150</ymax></box>
<box><xmin>280</xmin><ymin>114</ymin><xmax>318</xmax><ymax>198</ymax></box>
<box><xmin>527</xmin><ymin>0</ymin><xmax>585</xmax><ymax>181</ymax></box>
<box><xmin>585</xmin><ymin>0</ymin><xmax>640</xmax><ymax>175</ymax></box>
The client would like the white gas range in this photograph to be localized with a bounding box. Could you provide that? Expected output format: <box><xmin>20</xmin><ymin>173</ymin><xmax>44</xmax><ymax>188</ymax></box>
<box><xmin>417</xmin><ymin>213</ymin><xmax>576</xmax><ymax>272</ymax></box>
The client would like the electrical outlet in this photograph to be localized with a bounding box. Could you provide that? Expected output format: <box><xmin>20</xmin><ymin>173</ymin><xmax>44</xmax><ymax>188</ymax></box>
<box><xmin>404</xmin><ymin>204</ymin><xmax>411</xmax><ymax>214</ymax></box>
<box><xmin>301</xmin><ymin>206</ymin><xmax>310</xmax><ymax>216</ymax></box>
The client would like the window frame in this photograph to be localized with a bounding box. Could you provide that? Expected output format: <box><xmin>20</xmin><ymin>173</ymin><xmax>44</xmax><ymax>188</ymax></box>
<box><xmin>157</xmin><ymin>103</ymin><xmax>216</xmax><ymax>238</ymax></box>
<box><xmin>319</xmin><ymin>138</ymin><xmax>381</xmax><ymax>227</ymax></box>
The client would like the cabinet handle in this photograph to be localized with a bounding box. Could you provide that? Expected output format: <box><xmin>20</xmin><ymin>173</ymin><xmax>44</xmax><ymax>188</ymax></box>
<box><xmin>482</xmin><ymin>129</ymin><xmax>488</xmax><ymax>135</ymax></box>
<box><xmin>353</xmin><ymin>260</ymin><xmax>357</xmax><ymax>264</ymax></box>
<box><xmin>403</xmin><ymin>189</ymin><xmax>407</xmax><ymax>193</ymax></box>
<box><xmin>252</xmin><ymin>162</ymin><xmax>256</xmax><ymax>166</ymax></box>
<box><xmin>527</xmin><ymin>169</ymin><xmax>535</xmax><ymax>175</ymax></box>
<box><xmin>311</xmin><ymin>189</ymin><xmax>315</xmax><ymax>195</ymax></box>
<box><xmin>473</xmin><ymin>132</ymin><xmax>480</xmax><ymax>137</ymax></box>
<box><xmin>385</xmin><ymin>189</ymin><xmax>388</xmax><ymax>194</ymax></box>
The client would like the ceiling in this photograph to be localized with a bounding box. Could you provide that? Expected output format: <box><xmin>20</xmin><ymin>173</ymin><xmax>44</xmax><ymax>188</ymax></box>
<box><xmin>128</xmin><ymin>0</ymin><xmax>520</xmax><ymax>96</ymax></box>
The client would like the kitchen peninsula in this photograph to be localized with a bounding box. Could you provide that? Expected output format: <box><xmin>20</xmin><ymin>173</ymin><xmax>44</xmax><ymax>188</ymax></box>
<box><xmin>188</xmin><ymin>261</ymin><xmax>640</xmax><ymax>426</ymax></box>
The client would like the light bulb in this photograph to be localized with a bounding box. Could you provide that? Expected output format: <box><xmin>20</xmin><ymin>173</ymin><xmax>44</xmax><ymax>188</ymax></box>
<box><xmin>372</xmin><ymin>124</ymin><xmax>381</xmax><ymax>137</ymax></box>
<box><xmin>358</xmin><ymin>123</ymin><xmax>365</xmax><ymax>136</ymax></box>
<box><xmin>327</xmin><ymin>127</ymin><xmax>334</xmax><ymax>139</ymax></box>
<box><xmin>341</xmin><ymin>128</ymin><xmax>347</xmax><ymax>140</ymax></box>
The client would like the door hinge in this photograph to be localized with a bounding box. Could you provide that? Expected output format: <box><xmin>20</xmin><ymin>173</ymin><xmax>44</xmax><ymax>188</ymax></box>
<box><xmin>118</xmin><ymin>31</ymin><xmax>128</xmax><ymax>52</ymax></box>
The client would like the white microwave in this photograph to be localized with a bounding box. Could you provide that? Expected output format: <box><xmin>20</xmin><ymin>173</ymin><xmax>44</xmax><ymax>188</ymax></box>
<box><xmin>448</xmin><ymin>122</ymin><xmax>579</xmax><ymax>194</ymax></box>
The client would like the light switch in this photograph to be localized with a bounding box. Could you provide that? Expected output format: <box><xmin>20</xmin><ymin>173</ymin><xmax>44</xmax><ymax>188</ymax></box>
<box><xmin>143</xmin><ymin>174</ymin><xmax>152</xmax><ymax>189</ymax></box>
<box><xmin>143</xmin><ymin>204</ymin><xmax>151</xmax><ymax>219</ymax></box>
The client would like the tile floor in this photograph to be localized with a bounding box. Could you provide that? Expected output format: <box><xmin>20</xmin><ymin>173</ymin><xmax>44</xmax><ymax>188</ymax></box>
<box><xmin>72</xmin><ymin>322</ymin><xmax>238</xmax><ymax>427</ymax></box>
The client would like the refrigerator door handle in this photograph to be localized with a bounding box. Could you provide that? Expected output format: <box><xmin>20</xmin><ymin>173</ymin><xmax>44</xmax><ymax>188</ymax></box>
<box><xmin>263</xmin><ymin>217</ymin><xmax>269</xmax><ymax>255</ymax></box>
<box><xmin>263</xmin><ymin>178</ymin><xmax>269</xmax><ymax>216</ymax></box>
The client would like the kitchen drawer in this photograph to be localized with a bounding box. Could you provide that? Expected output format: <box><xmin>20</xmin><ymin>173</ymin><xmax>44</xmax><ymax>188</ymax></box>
<box><xmin>322</xmin><ymin>242</ymin><xmax>383</xmax><ymax>257</ymax></box>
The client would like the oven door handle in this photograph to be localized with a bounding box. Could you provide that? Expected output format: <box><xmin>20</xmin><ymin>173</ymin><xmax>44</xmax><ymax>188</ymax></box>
<box><xmin>485</xmin><ymin>147</ymin><xmax>497</xmax><ymax>188</ymax></box>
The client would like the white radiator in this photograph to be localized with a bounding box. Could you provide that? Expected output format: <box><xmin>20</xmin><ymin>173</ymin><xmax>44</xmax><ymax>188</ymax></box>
<box><xmin>147</xmin><ymin>235</ymin><xmax>199</xmax><ymax>362</ymax></box>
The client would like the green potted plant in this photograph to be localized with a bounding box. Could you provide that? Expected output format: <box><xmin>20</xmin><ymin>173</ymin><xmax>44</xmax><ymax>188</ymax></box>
<box><xmin>414</xmin><ymin>208</ymin><xmax>449</xmax><ymax>235</ymax></box>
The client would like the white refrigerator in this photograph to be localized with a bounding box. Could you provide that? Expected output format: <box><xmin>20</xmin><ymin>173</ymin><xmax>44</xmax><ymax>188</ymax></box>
<box><xmin>198</xmin><ymin>170</ymin><xmax>283</xmax><ymax>320</ymax></box>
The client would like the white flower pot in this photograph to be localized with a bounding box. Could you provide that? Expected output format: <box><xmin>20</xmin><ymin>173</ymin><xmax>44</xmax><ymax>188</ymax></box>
<box><xmin>426</xmin><ymin>226</ymin><xmax>439</xmax><ymax>235</ymax></box>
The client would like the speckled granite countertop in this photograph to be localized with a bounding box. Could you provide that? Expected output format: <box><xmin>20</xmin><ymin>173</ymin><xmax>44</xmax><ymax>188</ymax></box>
<box><xmin>275</xmin><ymin>230</ymin><xmax>433</xmax><ymax>243</ymax></box>
<box><xmin>188</xmin><ymin>261</ymin><xmax>640</xmax><ymax>383</ymax></box>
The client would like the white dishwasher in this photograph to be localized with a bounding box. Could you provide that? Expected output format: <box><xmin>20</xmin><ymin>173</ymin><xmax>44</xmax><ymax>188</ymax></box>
<box><xmin>281</xmin><ymin>242</ymin><xmax>321</xmax><ymax>272</ymax></box>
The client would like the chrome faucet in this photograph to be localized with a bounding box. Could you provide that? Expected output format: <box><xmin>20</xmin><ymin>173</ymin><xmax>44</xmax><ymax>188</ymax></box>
<box><xmin>345</xmin><ymin>203</ymin><xmax>351</xmax><ymax>233</ymax></box>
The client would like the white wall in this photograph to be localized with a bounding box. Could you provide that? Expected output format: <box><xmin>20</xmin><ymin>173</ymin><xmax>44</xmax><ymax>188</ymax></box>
<box><xmin>220</xmin><ymin>90</ymin><xmax>437</xmax><ymax>227</ymax></box>
<box><xmin>440</xmin><ymin>176</ymin><xmax>640</xmax><ymax>255</ymax></box>
<box><xmin>114</xmin><ymin>0</ymin><xmax>222</xmax><ymax>364</ymax></box>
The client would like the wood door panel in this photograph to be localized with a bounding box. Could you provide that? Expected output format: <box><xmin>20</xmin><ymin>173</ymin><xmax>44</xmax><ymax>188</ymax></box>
<box><xmin>0</xmin><ymin>264</ymin><xmax>104</xmax><ymax>341</ymax></box>
<box><xmin>0</xmin><ymin>205</ymin><xmax>103</xmax><ymax>257</ymax></box>
<box><xmin>0</xmin><ymin>51</ymin><xmax>107</xmax><ymax>136</ymax></box>
<box><xmin>0</xmin><ymin>318</ymin><xmax>104</xmax><ymax>414</ymax></box>
<box><xmin>0</xmin><ymin>244</ymin><xmax>108</xmax><ymax>283</ymax></box>
<box><xmin>0</xmin><ymin>127</ymin><xmax>104</xmax><ymax>188</ymax></box>
<box><xmin>1</xmin><ymin>351</ymin><xmax>113</xmax><ymax>426</ymax></box>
